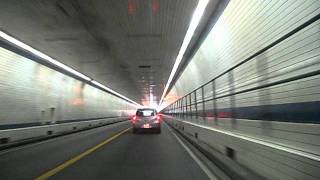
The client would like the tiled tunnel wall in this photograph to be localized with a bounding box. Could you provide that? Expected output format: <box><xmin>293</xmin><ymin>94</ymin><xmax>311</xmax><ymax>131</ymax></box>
<box><xmin>163</xmin><ymin>0</ymin><xmax>320</xmax><ymax>179</ymax></box>
<box><xmin>0</xmin><ymin>46</ymin><xmax>136</xmax><ymax>129</ymax></box>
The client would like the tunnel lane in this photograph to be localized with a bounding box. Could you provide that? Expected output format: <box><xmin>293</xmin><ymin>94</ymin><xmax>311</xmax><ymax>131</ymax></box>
<box><xmin>0</xmin><ymin>121</ymin><xmax>211</xmax><ymax>180</ymax></box>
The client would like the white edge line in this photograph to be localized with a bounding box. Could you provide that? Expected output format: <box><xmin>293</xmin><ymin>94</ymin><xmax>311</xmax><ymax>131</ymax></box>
<box><xmin>176</xmin><ymin>119</ymin><xmax>320</xmax><ymax>162</ymax></box>
<box><xmin>164</xmin><ymin>122</ymin><xmax>217</xmax><ymax>180</ymax></box>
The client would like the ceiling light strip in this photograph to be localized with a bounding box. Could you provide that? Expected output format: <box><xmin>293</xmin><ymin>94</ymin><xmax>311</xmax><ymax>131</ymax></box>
<box><xmin>159</xmin><ymin>0</ymin><xmax>209</xmax><ymax>106</ymax></box>
<box><xmin>0</xmin><ymin>30</ymin><xmax>141</xmax><ymax>106</ymax></box>
<box><xmin>0</xmin><ymin>31</ymin><xmax>92</xmax><ymax>81</ymax></box>
<box><xmin>91</xmin><ymin>80</ymin><xmax>141</xmax><ymax>106</ymax></box>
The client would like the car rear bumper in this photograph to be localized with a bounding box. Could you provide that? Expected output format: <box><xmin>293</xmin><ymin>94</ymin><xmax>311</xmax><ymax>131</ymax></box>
<box><xmin>132</xmin><ymin>122</ymin><xmax>161</xmax><ymax>129</ymax></box>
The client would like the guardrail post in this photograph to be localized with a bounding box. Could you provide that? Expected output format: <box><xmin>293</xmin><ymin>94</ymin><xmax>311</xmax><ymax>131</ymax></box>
<box><xmin>179</xmin><ymin>99</ymin><xmax>182</xmax><ymax>118</ymax></box>
<box><xmin>182</xmin><ymin>97</ymin><xmax>185</xmax><ymax>118</ymax></box>
<box><xmin>212</xmin><ymin>80</ymin><xmax>217</xmax><ymax>123</ymax></box>
<box><xmin>177</xmin><ymin>100</ymin><xmax>179</xmax><ymax>117</ymax></box>
<box><xmin>177</xmin><ymin>100</ymin><xmax>180</xmax><ymax>117</ymax></box>
<box><xmin>173</xmin><ymin>101</ymin><xmax>176</xmax><ymax>117</ymax></box>
<box><xmin>176</xmin><ymin>100</ymin><xmax>179</xmax><ymax>117</ymax></box>
<box><xmin>194</xmin><ymin>91</ymin><xmax>198</xmax><ymax>119</ymax></box>
<box><xmin>185</xmin><ymin>95</ymin><xmax>188</xmax><ymax>118</ymax></box>
<box><xmin>189</xmin><ymin>94</ymin><xmax>192</xmax><ymax>119</ymax></box>
<box><xmin>201</xmin><ymin>86</ymin><xmax>206</xmax><ymax>120</ymax></box>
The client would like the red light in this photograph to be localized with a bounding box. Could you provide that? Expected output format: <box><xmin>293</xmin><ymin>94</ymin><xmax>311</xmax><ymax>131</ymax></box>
<box><xmin>156</xmin><ymin>115</ymin><xmax>161</xmax><ymax>120</ymax></box>
<box><xmin>152</xmin><ymin>0</ymin><xmax>160</xmax><ymax>13</ymax></box>
<box><xmin>131</xmin><ymin>115</ymin><xmax>137</xmax><ymax>123</ymax></box>
<box><xmin>128</xmin><ymin>0</ymin><xmax>137</xmax><ymax>15</ymax></box>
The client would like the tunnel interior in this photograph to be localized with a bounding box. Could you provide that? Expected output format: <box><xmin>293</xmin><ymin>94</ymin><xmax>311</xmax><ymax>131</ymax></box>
<box><xmin>0</xmin><ymin>0</ymin><xmax>320</xmax><ymax>180</ymax></box>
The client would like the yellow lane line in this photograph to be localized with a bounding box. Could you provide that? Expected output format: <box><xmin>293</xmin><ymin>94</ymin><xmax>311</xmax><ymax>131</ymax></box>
<box><xmin>36</xmin><ymin>127</ymin><xmax>131</xmax><ymax>180</ymax></box>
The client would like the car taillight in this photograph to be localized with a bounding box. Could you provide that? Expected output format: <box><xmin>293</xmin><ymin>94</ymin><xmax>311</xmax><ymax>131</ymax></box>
<box><xmin>131</xmin><ymin>115</ymin><xmax>137</xmax><ymax>123</ymax></box>
<box><xmin>154</xmin><ymin>115</ymin><xmax>161</xmax><ymax>123</ymax></box>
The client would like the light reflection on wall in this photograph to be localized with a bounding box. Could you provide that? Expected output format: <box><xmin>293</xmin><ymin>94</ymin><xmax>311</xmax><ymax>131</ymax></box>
<box><xmin>152</xmin><ymin>0</ymin><xmax>160</xmax><ymax>14</ymax></box>
<box><xmin>128</xmin><ymin>0</ymin><xmax>137</xmax><ymax>15</ymax></box>
<box><xmin>158</xmin><ymin>90</ymin><xmax>180</xmax><ymax>111</ymax></box>
<box><xmin>163</xmin><ymin>5</ymin><xmax>232</xmax><ymax>100</ymax></box>
<box><xmin>71</xmin><ymin>82</ymin><xmax>85</xmax><ymax>106</ymax></box>
<box><xmin>36</xmin><ymin>66</ymin><xmax>52</xmax><ymax>88</ymax></box>
<box><xmin>0</xmin><ymin>47</ymin><xmax>137</xmax><ymax>124</ymax></box>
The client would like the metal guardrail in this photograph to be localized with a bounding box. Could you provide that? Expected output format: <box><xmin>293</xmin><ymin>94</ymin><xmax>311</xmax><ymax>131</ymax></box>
<box><xmin>162</xmin><ymin>13</ymin><xmax>320</xmax><ymax>120</ymax></box>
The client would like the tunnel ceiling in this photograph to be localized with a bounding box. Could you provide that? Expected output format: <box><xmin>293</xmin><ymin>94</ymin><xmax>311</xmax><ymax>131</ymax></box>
<box><xmin>0</xmin><ymin>0</ymin><xmax>219</xmax><ymax>105</ymax></box>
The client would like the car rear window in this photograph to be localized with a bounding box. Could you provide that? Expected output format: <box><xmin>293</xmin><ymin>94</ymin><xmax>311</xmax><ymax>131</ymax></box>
<box><xmin>136</xmin><ymin>109</ymin><xmax>155</xmax><ymax>117</ymax></box>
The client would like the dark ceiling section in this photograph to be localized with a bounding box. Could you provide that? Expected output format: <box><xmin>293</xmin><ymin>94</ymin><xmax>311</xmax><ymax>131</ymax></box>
<box><xmin>0</xmin><ymin>0</ymin><xmax>219</xmax><ymax>106</ymax></box>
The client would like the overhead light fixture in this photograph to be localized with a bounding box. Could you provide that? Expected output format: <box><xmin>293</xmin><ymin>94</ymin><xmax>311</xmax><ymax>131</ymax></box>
<box><xmin>158</xmin><ymin>0</ymin><xmax>209</xmax><ymax>106</ymax></box>
<box><xmin>0</xmin><ymin>30</ymin><xmax>141</xmax><ymax>106</ymax></box>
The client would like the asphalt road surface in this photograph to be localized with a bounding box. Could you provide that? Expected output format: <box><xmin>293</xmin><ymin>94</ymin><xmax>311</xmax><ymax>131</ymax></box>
<box><xmin>0</xmin><ymin>121</ymin><xmax>211</xmax><ymax>180</ymax></box>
